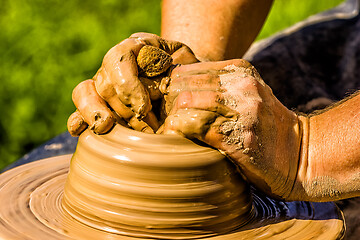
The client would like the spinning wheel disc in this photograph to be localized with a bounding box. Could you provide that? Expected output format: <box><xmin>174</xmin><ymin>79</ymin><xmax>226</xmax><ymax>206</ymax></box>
<box><xmin>0</xmin><ymin>154</ymin><xmax>345</xmax><ymax>239</ymax></box>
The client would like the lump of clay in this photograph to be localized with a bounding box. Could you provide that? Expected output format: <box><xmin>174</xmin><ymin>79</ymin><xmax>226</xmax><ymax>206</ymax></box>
<box><xmin>137</xmin><ymin>45</ymin><xmax>173</xmax><ymax>77</ymax></box>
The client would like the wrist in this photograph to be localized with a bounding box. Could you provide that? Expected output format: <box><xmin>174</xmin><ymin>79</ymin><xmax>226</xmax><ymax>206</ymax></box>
<box><xmin>287</xmin><ymin>114</ymin><xmax>311</xmax><ymax>201</ymax></box>
<box><xmin>296</xmin><ymin>93</ymin><xmax>360</xmax><ymax>201</ymax></box>
<box><xmin>269</xmin><ymin>106</ymin><xmax>304</xmax><ymax>200</ymax></box>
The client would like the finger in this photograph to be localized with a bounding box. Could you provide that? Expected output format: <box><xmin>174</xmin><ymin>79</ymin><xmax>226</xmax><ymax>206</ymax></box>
<box><xmin>95</xmin><ymin>66</ymin><xmax>159</xmax><ymax>132</ymax></box>
<box><xmin>67</xmin><ymin>110</ymin><xmax>88</xmax><ymax>136</ymax></box>
<box><xmin>170</xmin><ymin>73</ymin><xmax>220</xmax><ymax>90</ymax></box>
<box><xmin>166</xmin><ymin>73</ymin><xmax>220</xmax><ymax>98</ymax></box>
<box><xmin>172</xmin><ymin>91</ymin><xmax>236</xmax><ymax>117</ymax></box>
<box><xmin>94</xmin><ymin>66</ymin><xmax>137</xmax><ymax>120</ymax></box>
<box><xmin>201</xmin><ymin>117</ymin><xmax>256</xmax><ymax>158</ymax></box>
<box><xmin>129</xmin><ymin>32</ymin><xmax>163</xmax><ymax>47</ymax></box>
<box><xmin>171</xmin><ymin>59</ymin><xmax>252</xmax><ymax>77</ymax></box>
<box><xmin>128</xmin><ymin>116</ymin><xmax>154</xmax><ymax>133</ymax></box>
<box><xmin>130</xmin><ymin>32</ymin><xmax>189</xmax><ymax>55</ymax></box>
<box><xmin>103</xmin><ymin>38</ymin><xmax>151</xmax><ymax>117</ymax></box>
<box><xmin>142</xmin><ymin>111</ymin><xmax>160</xmax><ymax>131</ymax></box>
<box><xmin>139</xmin><ymin>76</ymin><xmax>162</xmax><ymax>100</ymax></box>
<box><xmin>72</xmin><ymin>79</ymin><xmax>115</xmax><ymax>134</ymax></box>
<box><xmin>164</xmin><ymin>73</ymin><xmax>225</xmax><ymax>115</ymax></box>
<box><xmin>162</xmin><ymin>109</ymin><xmax>254</xmax><ymax>161</ymax></box>
<box><xmin>164</xmin><ymin>73</ymin><xmax>221</xmax><ymax>111</ymax></box>
<box><xmin>130</xmin><ymin>33</ymin><xmax>198</xmax><ymax>64</ymax></box>
<box><xmin>102</xmin><ymin>33</ymin><xmax>199</xmax><ymax>118</ymax></box>
<box><xmin>105</xmin><ymin>94</ymin><xmax>157</xmax><ymax>132</ymax></box>
<box><xmin>162</xmin><ymin>109</ymin><xmax>218</xmax><ymax>139</ymax></box>
<box><xmin>168</xmin><ymin>43</ymin><xmax>198</xmax><ymax>64</ymax></box>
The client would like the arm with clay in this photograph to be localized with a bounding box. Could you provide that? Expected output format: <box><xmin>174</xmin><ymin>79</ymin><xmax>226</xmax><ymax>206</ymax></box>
<box><xmin>161</xmin><ymin>60</ymin><xmax>360</xmax><ymax>202</ymax></box>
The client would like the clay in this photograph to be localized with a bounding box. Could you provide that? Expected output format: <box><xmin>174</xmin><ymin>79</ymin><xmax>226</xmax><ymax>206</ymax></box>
<box><xmin>218</xmin><ymin>118</ymin><xmax>245</xmax><ymax>150</ymax></box>
<box><xmin>62</xmin><ymin>124</ymin><xmax>254</xmax><ymax>239</ymax></box>
<box><xmin>161</xmin><ymin>109</ymin><xmax>219</xmax><ymax>137</ymax></box>
<box><xmin>303</xmin><ymin>174</ymin><xmax>360</xmax><ymax>201</ymax></box>
<box><xmin>137</xmin><ymin>45</ymin><xmax>173</xmax><ymax>77</ymax></box>
<box><xmin>0</xmin><ymin>124</ymin><xmax>345</xmax><ymax>239</ymax></box>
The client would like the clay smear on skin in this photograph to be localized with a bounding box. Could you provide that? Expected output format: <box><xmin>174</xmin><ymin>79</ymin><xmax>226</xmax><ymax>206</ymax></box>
<box><xmin>304</xmin><ymin>173</ymin><xmax>360</xmax><ymax>201</ymax></box>
<box><xmin>217</xmin><ymin>65</ymin><xmax>258</xmax><ymax>152</ymax></box>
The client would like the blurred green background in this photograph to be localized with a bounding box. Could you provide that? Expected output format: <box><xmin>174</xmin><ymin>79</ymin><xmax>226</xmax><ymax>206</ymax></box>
<box><xmin>0</xmin><ymin>0</ymin><xmax>343</xmax><ymax>170</ymax></box>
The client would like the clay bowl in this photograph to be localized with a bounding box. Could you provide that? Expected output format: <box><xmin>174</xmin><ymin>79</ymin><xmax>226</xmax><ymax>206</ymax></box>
<box><xmin>0</xmin><ymin>124</ymin><xmax>345</xmax><ymax>239</ymax></box>
<box><xmin>62</xmin><ymin>124</ymin><xmax>254</xmax><ymax>239</ymax></box>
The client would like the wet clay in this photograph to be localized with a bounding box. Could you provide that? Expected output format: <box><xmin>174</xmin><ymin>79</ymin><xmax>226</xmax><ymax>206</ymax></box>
<box><xmin>0</xmin><ymin>124</ymin><xmax>345</xmax><ymax>239</ymax></box>
<box><xmin>62</xmin><ymin>124</ymin><xmax>254</xmax><ymax>239</ymax></box>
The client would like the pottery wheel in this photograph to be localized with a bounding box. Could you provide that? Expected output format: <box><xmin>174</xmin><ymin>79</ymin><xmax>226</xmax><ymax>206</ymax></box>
<box><xmin>0</xmin><ymin>154</ymin><xmax>344</xmax><ymax>239</ymax></box>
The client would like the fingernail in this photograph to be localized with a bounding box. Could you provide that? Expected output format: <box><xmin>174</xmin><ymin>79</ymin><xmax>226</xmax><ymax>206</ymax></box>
<box><xmin>142</xmin><ymin>126</ymin><xmax>154</xmax><ymax>134</ymax></box>
<box><xmin>91</xmin><ymin>114</ymin><xmax>115</xmax><ymax>134</ymax></box>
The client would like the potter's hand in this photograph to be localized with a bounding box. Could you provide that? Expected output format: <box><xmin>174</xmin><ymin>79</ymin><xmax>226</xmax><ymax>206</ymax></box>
<box><xmin>67</xmin><ymin>33</ymin><xmax>198</xmax><ymax>136</ymax></box>
<box><xmin>161</xmin><ymin>59</ymin><xmax>302</xmax><ymax>200</ymax></box>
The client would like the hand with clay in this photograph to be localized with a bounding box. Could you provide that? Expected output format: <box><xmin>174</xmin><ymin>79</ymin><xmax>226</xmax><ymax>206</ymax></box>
<box><xmin>67</xmin><ymin>0</ymin><xmax>275</xmax><ymax>137</ymax></box>
<box><xmin>161</xmin><ymin>59</ymin><xmax>360</xmax><ymax>202</ymax></box>
<box><xmin>161</xmin><ymin>59</ymin><xmax>302</xmax><ymax>201</ymax></box>
<box><xmin>67</xmin><ymin>33</ymin><xmax>198</xmax><ymax>136</ymax></box>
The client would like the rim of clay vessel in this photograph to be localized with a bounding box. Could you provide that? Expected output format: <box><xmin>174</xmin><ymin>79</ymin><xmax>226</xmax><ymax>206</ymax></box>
<box><xmin>81</xmin><ymin>123</ymin><xmax>227</xmax><ymax>167</ymax></box>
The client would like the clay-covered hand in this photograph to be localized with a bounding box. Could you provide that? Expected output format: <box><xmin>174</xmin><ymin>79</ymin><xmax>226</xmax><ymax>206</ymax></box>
<box><xmin>161</xmin><ymin>59</ymin><xmax>302</xmax><ymax>200</ymax></box>
<box><xmin>67</xmin><ymin>33</ymin><xmax>198</xmax><ymax>136</ymax></box>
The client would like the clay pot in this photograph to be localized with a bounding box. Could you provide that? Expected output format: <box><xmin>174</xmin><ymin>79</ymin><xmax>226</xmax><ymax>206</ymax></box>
<box><xmin>62</xmin><ymin>124</ymin><xmax>254</xmax><ymax>239</ymax></box>
<box><xmin>0</xmin><ymin>124</ymin><xmax>344</xmax><ymax>239</ymax></box>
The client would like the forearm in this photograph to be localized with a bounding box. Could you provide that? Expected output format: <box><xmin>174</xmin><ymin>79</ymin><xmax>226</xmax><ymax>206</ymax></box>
<box><xmin>161</xmin><ymin>0</ymin><xmax>273</xmax><ymax>61</ymax></box>
<box><xmin>294</xmin><ymin>92</ymin><xmax>360</xmax><ymax>201</ymax></box>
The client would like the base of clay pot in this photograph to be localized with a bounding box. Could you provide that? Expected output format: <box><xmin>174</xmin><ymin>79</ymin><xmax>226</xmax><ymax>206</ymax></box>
<box><xmin>0</xmin><ymin>155</ymin><xmax>345</xmax><ymax>239</ymax></box>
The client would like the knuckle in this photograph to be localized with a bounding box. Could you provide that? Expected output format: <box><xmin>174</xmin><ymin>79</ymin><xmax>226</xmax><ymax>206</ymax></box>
<box><xmin>230</xmin><ymin>59</ymin><xmax>253</xmax><ymax>68</ymax></box>
<box><xmin>96</xmin><ymin>84</ymin><xmax>114</xmax><ymax>101</ymax></box>
<box><xmin>130</xmin><ymin>32</ymin><xmax>157</xmax><ymax>39</ymax></box>
<box><xmin>241</xmin><ymin>77</ymin><xmax>264</xmax><ymax>94</ymax></box>
<box><xmin>72</xmin><ymin>80</ymin><xmax>91</xmax><ymax>97</ymax></box>
<box><xmin>170</xmin><ymin>66</ymin><xmax>181</xmax><ymax>78</ymax></box>
<box><xmin>129</xmin><ymin>32</ymin><xmax>143</xmax><ymax>38</ymax></box>
<box><xmin>251</xmin><ymin>99</ymin><xmax>262</xmax><ymax>113</ymax></box>
<box><xmin>104</xmin><ymin>44</ymin><xmax>119</xmax><ymax>59</ymax></box>
<box><xmin>239</xmin><ymin>78</ymin><xmax>258</xmax><ymax>92</ymax></box>
<box><xmin>175</xmin><ymin>91</ymin><xmax>192</xmax><ymax>109</ymax></box>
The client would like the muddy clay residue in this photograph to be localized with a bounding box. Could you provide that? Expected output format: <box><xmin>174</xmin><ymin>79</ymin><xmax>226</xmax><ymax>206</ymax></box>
<box><xmin>0</xmin><ymin>124</ymin><xmax>345</xmax><ymax>239</ymax></box>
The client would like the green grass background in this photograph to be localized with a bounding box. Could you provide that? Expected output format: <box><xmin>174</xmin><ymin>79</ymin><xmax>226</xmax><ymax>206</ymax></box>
<box><xmin>0</xmin><ymin>0</ymin><xmax>343</xmax><ymax>170</ymax></box>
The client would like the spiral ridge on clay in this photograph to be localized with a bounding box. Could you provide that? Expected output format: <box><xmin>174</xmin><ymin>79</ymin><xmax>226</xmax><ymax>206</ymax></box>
<box><xmin>62</xmin><ymin>125</ymin><xmax>254</xmax><ymax>239</ymax></box>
